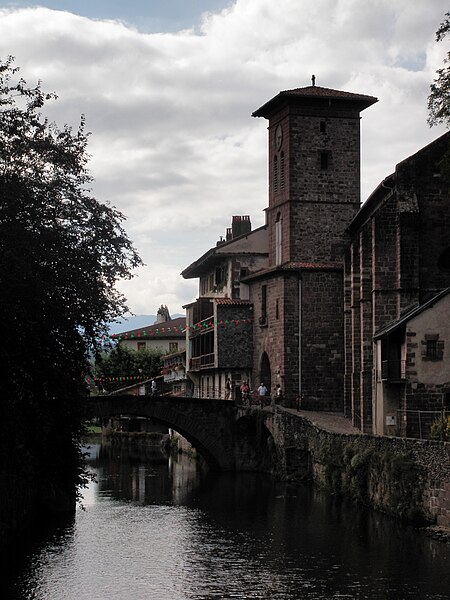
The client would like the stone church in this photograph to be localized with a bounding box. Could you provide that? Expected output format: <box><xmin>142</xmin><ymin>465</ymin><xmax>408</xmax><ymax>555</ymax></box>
<box><xmin>182</xmin><ymin>82</ymin><xmax>450</xmax><ymax>436</ymax></box>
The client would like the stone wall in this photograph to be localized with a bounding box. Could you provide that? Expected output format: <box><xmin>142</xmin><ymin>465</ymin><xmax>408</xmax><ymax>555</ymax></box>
<box><xmin>267</xmin><ymin>408</ymin><xmax>450</xmax><ymax>528</ymax></box>
<box><xmin>301</xmin><ymin>270</ymin><xmax>344</xmax><ymax>411</ymax></box>
<box><xmin>216</xmin><ymin>304</ymin><xmax>253</xmax><ymax>369</ymax></box>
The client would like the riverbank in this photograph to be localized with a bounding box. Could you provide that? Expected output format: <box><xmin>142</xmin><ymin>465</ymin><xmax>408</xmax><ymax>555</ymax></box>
<box><xmin>268</xmin><ymin>406</ymin><xmax>450</xmax><ymax>542</ymax></box>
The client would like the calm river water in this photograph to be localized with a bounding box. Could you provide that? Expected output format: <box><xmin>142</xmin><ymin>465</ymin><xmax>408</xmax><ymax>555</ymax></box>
<box><xmin>3</xmin><ymin>441</ymin><xmax>450</xmax><ymax>600</ymax></box>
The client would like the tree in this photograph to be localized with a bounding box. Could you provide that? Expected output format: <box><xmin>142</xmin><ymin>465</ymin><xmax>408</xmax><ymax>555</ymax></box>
<box><xmin>0</xmin><ymin>56</ymin><xmax>142</xmax><ymax>519</ymax></box>
<box><xmin>427</xmin><ymin>12</ymin><xmax>450</xmax><ymax>128</ymax></box>
<box><xmin>95</xmin><ymin>345</ymin><xmax>163</xmax><ymax>392</ymax></box>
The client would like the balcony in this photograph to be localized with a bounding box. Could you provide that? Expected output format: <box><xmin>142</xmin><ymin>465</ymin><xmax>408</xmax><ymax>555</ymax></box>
<box><xmin>189</xmin><ymin>315</ymin><xmax>215</xmax><ymax>339</ymax></box>
<box><xmin>381</xmin><ymin>360</ymin><xmax>406</xmax><ymax>383</ymax></box>
<box><xmin>190</xmin><ymin>353</ymin><xmax>215</xmax><ymax>371</ymax></box>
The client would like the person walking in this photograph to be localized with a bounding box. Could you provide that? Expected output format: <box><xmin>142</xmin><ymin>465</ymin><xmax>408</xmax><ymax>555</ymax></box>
<box><xmin>225</xmin><ymin>378</ymin><xmax>231</xmax><ymax>400</ymax></box>
<box><xmin>258</xmin><ymin>382</ymin><xmax>268</xmax><ymax>408</ymax></box>
<box><xmin>151</xmin><ymin>379</ymin><xmax>157</xmax><ymax>396</ymax></box>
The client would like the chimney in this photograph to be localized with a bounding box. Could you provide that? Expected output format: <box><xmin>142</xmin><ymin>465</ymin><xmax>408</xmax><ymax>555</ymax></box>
<box><xmin>226</xmin><ymin>227</ymin><xmax>232</xmax><ymax>241</ymax></box>
<box><xmin>231</xmin><ymin>215</ymin><xmax>251</xmax><ymax>239</ymax></box>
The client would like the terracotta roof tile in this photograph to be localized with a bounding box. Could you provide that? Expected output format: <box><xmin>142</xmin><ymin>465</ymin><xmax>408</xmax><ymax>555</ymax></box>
<box><xmin>215</xmin><ymin>298</ymin><xmax>253</xmax><ymax>305</ymax></box>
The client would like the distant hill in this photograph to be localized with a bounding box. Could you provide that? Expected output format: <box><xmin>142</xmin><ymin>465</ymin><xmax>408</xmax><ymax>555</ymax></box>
<box><xmin>107</xmin><ymin>314</ymin><xmax>184</xmax><ymax>335</ymax></box>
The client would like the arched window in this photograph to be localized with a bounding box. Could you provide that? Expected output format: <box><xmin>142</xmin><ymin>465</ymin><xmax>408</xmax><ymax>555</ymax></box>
<box><xmin>273</xmin><ymin>155</ymin><xmax>278</xmax><ymax>192</ymax></box>
<box><xmin>275</xmin><ymin>211</ymin><xmax>282</xmax><ymax>265</ymax></box>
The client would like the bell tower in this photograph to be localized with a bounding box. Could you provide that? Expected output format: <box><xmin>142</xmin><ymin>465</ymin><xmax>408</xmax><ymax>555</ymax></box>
<box><xmin>252</xmin><ymin>80</ymin><xmax>377</xmax><ymax>266</ymax></box>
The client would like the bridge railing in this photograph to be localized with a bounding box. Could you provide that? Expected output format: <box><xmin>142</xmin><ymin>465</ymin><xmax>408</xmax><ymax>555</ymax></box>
<box><xmin>189</xmin><ymin>385</ymin><xmax>272</xmax><ymax>405</ymax></box>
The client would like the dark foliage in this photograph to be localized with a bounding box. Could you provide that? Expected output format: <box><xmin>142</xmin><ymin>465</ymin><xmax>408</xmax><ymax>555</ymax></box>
<box><xmin>0</xmin><ymin>57</ymin><xmax>142</xmax><ymax>511</ymax></box>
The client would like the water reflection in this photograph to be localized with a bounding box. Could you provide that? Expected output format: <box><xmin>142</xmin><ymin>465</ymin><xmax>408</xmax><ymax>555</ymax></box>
<box><xmin>3</xmin><ymin>441</ymin><xmax>449</xmax><ymax>600</ymax></box>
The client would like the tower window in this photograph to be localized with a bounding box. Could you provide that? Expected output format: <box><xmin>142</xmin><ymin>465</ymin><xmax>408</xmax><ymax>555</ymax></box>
<box><xmin>280</xmin><ymin>151</ymin><xmax>285</xmax><ymax>190</ymax></box>
<box><xmin>275</xmin><ymin>212</ymin><xmax>282</xmax><ymax>265</ymax></box>
<box><xmin>274</xmin><ymin>155</ymin><xmax>278</xmax><ymax>192</ymax></box>
<box><xmin>320</xmin><ymin>151</ymin><xmax>330</xmax><ymax>170</ymax></box>
<box><xmin>320</xmin><ymin>121</ymin><xmax>326</xmax><ymax>133</ymax></box>
<box><xmin>260</xmin><ymin>285</ymin><xmax>267</xmax><ymax>326</ymax></box>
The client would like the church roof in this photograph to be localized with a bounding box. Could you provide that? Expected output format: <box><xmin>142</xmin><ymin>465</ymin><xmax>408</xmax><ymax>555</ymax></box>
<box><xmin>252</xmin><ymin>85</ymin><xmax>378</xmax><ymax>118</ymax></box>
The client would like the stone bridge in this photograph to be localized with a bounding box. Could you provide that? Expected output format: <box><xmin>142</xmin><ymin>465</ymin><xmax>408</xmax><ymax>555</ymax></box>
<box><xmin>84</xmin><ymin>395</ymin><xmax>276</xmax><ymax>472</ymax></box>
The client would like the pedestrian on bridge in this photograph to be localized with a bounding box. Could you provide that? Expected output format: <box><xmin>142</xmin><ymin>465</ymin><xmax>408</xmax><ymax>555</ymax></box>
<box><xmin>240</xmin><ymin>380</ymin><xmax>250</xmax><ymax>405</ymax></box>
<box><xmin>151</xmin><ymin>379</ymin><xmax>157</xmax><ymax>396</ymax></box>
<box><xmin>258</xmin><ymin>382</ymin><xmax>268</xmax><ymax>408</ymax></box>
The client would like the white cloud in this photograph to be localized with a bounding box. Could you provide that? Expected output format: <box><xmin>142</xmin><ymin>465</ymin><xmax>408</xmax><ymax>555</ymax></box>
<box><xmin>0</xmin><ymin>1</ymin><xmax>448</xmax><ymax>315</ymax></box>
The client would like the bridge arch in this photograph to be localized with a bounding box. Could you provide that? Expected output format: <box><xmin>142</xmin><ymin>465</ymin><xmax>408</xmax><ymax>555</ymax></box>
<box><xmin>84</xmin><ymin>395</ymin><xmax>238</xmax><ymax>470</ymax></box>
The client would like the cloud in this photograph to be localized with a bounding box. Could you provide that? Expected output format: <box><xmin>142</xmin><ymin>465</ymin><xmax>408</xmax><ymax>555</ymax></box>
<box><xmin>0</xmin><ymin>1</ymin><xmax>448</xmax><ymax>314</ymax></box>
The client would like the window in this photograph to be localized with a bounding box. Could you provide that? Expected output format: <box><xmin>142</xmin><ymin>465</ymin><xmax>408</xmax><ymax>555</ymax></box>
<box><xmin>438</xmin><ymin>247</ymin><xmax>450</xmax><ymax>271</ymax></box>
<box><xmin>320</xmin><ymin>121</ymin><xmax>327</xmax><ymax>133</ymax></box>
<box><xmin>275</xmin><ymin>212</ymin><xmax>282</xmax><ymax>265</ymax></box>
<box><xmin>444</xmin><ymin>392</ymin><xmax>450</xmax><ymax>409</ymax></box>
<box><xmin>169</xmin><ymin>342</ymin><xmax>178</xmax><ymax>353</ymax></box>
<box><xmin>426</xmin><ymin>339</ymin><xmax>437</xmax><ymax>359</ymax></box>
<box><xmin>280</xmin><ymin>151</ymin><xmax>285</xmax><ymax>190</ymax></box>
<box><xmin>320</xmin><ymin>151</ymin><xmax>330</xmax><ymax>170</ymax></box>
<box><xmin>276</xmin><ymin>298</ymin><xmax>279</xmax><ymax>320</ymax></box>
<box><xmin>137</xmin><ymin>342</ymin><xmax>146</xmax><ymax>351</ymax></box>
<box><xmin>215</xmin><ymin>266</ymin><xmax>224</xmax><ymax>286</ymax></box>
<box><xmin>274</xmin><ymin>155</ymin><xmax>278</xmax><ymax>192</ymax></box>
<box><xmin>260</xmin><ymin>285</ymin><xmax>267</xmax><ymax>325</ymax></box>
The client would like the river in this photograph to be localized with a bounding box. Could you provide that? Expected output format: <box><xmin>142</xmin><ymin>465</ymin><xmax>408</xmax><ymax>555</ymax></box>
<box><xmin>3</xmin><ymin>440</ymin><xmax>450</xmax><ymax>600</ymax></box>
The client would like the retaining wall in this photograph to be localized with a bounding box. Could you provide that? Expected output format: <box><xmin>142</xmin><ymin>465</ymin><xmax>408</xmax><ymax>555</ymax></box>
<box><xmin>268</xmin><ymin>409</ymin><xmax>450</xmax><ymax>528</ymax></box>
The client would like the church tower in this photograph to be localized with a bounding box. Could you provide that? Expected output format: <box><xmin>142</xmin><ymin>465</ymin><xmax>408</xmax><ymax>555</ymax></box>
<box><xmin>252</xmin><ymin>79</ymin><xmax>377</xmax><ymax>267</ymax></box>
<box><xmin>249</xmin><ymin>81</ymin><xmax>377</xmax><ymax>411</ymax></box>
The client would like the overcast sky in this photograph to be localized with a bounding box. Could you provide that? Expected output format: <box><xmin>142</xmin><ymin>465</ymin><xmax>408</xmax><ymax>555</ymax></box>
<box><xmin>0</xmin><ymin>0</ymin><xmax>448</xmax><ymax>317</ymax></box>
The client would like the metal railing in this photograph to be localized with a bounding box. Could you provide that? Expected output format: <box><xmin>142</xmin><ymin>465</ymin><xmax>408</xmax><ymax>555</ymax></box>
<box><xmin>189</xmin><ymin>385</ymin><xmax>272</xmax><ymax>406</ymax></box>
<box><xmin>396</xmin><ymin>409</ymin><xmax>449</xmax><ymax>440</ymax></box>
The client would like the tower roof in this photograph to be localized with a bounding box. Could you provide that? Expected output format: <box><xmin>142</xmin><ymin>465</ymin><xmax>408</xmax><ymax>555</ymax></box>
<box><xmin>252</xmin><ymin>85</ymin><xmax>378</xmax><ymax>118</ymax></box>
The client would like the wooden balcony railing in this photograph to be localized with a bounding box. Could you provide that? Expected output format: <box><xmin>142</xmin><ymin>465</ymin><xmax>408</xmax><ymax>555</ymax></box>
<box><xmin>190</xmin><ymin>353</ymin><xmax>215</xmax><ymax>370</ymax></box>
<box><xmin>381</xmin><ymin>360</ymin><xmax>406</xmax><ymax>382</ymax></box>
<box><xmin>188</xmin><ymin>315</ymin><xmax>214</xmax><ymax>338</ymax></box>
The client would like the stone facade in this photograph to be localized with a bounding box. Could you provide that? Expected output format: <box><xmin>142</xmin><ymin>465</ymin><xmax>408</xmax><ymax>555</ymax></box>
<box><xmin>247</xmin><ymin>85</ymin><xmax>376</xmax><ymax>409</ymax></box>
<box><xmin>182</xmin><ymin>83</ymin><xmax>449</xmax><ymax>438</ymax></box>
<box><xmin>182</xmin><ymin>219</ymin><xmax>267</xmax><ymax>398</ymax></box>
<box><xmin>347</xmin><ymin>133</ymin><xmax>450</xmax><ymax>433</ymax></box>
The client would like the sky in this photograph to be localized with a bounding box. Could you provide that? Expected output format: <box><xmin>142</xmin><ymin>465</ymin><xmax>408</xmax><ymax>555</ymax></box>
<box><xmin>0</xmin><ymin>0</ymin><xmax>448</xmax><ymax>317</ymax></box>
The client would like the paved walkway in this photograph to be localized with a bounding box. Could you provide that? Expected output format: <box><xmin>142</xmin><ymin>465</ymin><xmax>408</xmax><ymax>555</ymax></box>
<box><xmin>279</xmin><ymin>406</ymin><xmax>362</xmax><ymax>435</ymax></box>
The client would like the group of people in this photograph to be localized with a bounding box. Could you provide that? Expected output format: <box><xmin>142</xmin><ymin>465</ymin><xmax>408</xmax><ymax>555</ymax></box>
<box><xmin>235</xmin><ymin>380</ymin><xmax>282</xmax><ymax>407</ymax></box>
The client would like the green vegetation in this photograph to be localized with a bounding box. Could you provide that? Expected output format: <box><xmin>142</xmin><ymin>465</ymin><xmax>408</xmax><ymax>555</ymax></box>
<box><xmin>95</xmin><ymin>345</ymin><xmax>163</xmax><ymax>392</ymax></box>
<box><xmin>427</xmin><ymin>12</ymin><xmax>450</xmax><ymax>128</ymax></box>
<box><xmin>430</xmin><ymin>414</ymin><xmax>450</xmax><ymax>441</ymax></box>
